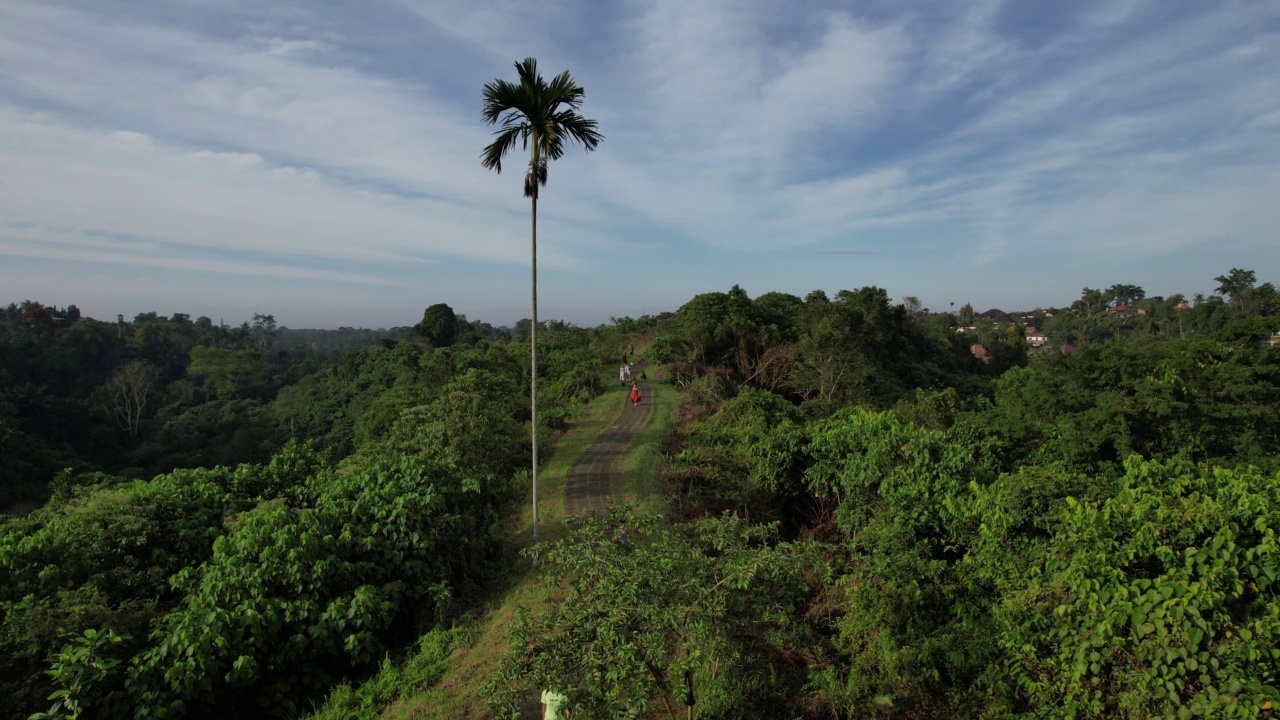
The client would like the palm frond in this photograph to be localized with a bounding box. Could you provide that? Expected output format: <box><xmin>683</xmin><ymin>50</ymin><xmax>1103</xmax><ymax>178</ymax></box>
<box><xmin>481</xmin><ymin>78</ymin><xmax>527</xmax><ymax>125</ymax></box>
<box><xmin>514</xmin><ymin>57</ymin><xmax>542</xmax><ymax>93</ymax></box>
<box><xmin>552</xmin><ymin>110</ymin><xmax>603</xmax><ymax>152</ymax></box>
<box><xmin>481</xmin><ymin>126</ymin><xmax>524</xmax><ymax>173</ymax></box>
<box><xmin>545</xmin><ymin>70</ymin><xmax>587</xmax><ymax>108</ymax></box>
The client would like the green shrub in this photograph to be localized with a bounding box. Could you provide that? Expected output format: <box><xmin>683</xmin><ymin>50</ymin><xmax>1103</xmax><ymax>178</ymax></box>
<box><xmin>975</xmin><ymin>458</ymin><xmax>1280</xmax><ymax>718</ymax></box>
<box><xmin>307</xmin><ymin>625</ymin><xmax>466</xmax><ymax>720</ymax></box>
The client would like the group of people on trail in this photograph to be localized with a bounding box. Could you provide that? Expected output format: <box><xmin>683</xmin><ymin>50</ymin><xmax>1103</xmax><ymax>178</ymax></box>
<box><xmin>619</xmin><ymin>364</ymin><xmax>645</xmax><ymax>408</ymax></box>
<box><xmin>621</xmin><ymin>343</ymin><xmax>643</xmax><ymax>408</ymax></box>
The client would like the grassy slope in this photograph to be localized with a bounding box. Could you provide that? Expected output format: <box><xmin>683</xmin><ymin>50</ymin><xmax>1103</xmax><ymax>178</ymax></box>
<box><xmin>303</xmin><ymin>367</ymin><xmax>675</xmax><ymax>720</ymax></box>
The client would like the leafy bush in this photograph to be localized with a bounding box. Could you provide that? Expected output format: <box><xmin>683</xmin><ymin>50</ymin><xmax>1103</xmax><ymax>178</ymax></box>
<box><xmin>805</xmin><ymin>409</ymin><xmax>1001</xmax><ymax>714</ymax></box>
<box><xmin>669</xmin><ymin>387</ymin><xmax>808</xmax><ymax>526</ymax></box>
<box><xmin>489</xmin><ymin>509</ymin><xmax>816</xmax><ymax>719</ymax></box>
<box><xmin>307</xmin><ymin>625</ymin><xmax>467</xmax><ymax>720</ymax></box>
<box><xmin>127</xmin><ymin>454</ymin><xmax>508</xmax><ymax>718</ymax></box>
<box><xmin>804</xmin><ymin>407</ymin><xmax>1280</xmax><ymax>718</ymax></box>
<box><xmin>973</xmin><ymin>458</ymin><xmax>1280</xmax><ymax>718</ymax></box>
<box><xmin>0</xmin><ymin>462</ymin><xmax>258</xmax><ymax>718</ymax></box>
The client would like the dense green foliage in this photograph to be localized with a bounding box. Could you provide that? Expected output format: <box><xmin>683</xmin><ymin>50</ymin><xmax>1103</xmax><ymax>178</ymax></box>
<box><xmin>126</xmin><ymin>454</ymin><xmax>507</xmax><ymax>718</ymax></box>
<box><xmin>6</xmin><ymin>269</ymin><xmax>1279</xmax><ymax>719</ymax></box>
<box><xmin>0</xmin><ymin>302</ymin><xmax>627</xmax><ymax>719</ymax></box>
<box><xmin>971</xmin><ymin>335</ymin><xmax>1280</xmax><ymax>476</ymax></box>
<box><xmin>495</xmin><ymin>272</ymin><xmax>1280</xmax><ymax>718</ymax></box>
<box><xmin>0</xmin><ymin>303</ymin><xmax>524</xmax><ymax>511</ymax></box>
<box><xmin>490</xmin><ymin>509</ymin><xmax>816</xmax><ymax>719</ymax></box>
<box><xmin>0</xmin><ymin>447</ymin><xmax>313</xmax><ymax>716</ymax></box>
<box><xmin>308</xmin><ymin>625</ymin><xmax>466</xmax><ymax>720</ymax></box>
<box><xmin>652</xmin><ymin>284</ymin><xmax>991</xmax><ymax>415</ymax></box>
<box><xmin>0</xmin><ymin>306</ymin><xmax>316</xmax><ymax>508</ymax></box>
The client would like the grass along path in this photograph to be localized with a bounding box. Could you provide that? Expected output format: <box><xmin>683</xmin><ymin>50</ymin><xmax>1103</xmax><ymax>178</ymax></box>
<box><xmin>307</xmin><ymin>368</ymin><xmax>675</xmax><ymax>720</ymax></box>
<box><xmin>565</xmin><ymin>363</ymin><xmax>652</xmax><ymax>516</ymax></box>
<box><xmin>386</xmin><ymin>375</ymin><xmax>674</xmax><ymax>719</ymax></box>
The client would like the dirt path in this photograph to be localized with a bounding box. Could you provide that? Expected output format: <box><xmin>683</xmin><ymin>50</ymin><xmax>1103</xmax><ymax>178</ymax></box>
<box><xmin>515</xmin><ymin>372</ymin><xmax>651</xmax><ymax>719</ymax></box>
<box><xmin>564</xmin><ymin>370</ymin><xmax>651</xmax><ymax>517</ymax></box>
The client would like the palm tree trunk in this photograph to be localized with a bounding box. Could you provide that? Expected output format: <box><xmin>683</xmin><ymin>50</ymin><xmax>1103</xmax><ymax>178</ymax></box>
<box><xmin>530</xmin><ymin>190</ymin><xmax>540</xmax><ymax>551</ymax></box>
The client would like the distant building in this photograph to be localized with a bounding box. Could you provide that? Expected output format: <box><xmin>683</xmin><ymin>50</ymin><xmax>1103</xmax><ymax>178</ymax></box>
<box><xmin>1026</xmin><ymin>328</ymin><xmax>1049</xmax><ymax>347</ymax></box>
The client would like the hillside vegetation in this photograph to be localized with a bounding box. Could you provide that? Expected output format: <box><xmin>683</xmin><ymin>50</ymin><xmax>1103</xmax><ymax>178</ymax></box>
<box><xmin>2</xmin><ymin>270</ymin><xmax>1279</xmax><ymax>719</ymax></box>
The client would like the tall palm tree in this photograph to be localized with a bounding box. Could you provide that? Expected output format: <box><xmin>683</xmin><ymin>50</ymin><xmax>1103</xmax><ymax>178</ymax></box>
<box><xmin>482</xmin><ymin>58</ymin><xmax>602</xmax><ymax>549</ymax></box>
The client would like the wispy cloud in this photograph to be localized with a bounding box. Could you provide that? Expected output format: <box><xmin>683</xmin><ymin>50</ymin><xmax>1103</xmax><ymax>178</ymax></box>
<box><xmin>0</xmin><ymin>225</ymin><xmax>396</xmax><ymax>285</ymax></box>
<box><xmin>1</xmin><ymin>0</ymin><xmax>1277</xmax><ymax>325</ymax></box>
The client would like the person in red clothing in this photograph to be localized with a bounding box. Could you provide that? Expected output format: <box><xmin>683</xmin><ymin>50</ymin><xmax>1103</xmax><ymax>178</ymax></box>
<box><xmin>629</xmin><ymin>381</ymin><xmax>641</xmax><ymax>408</ymax></box>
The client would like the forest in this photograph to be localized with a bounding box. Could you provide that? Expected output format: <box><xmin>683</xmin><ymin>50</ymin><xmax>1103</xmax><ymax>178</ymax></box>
<box><xmin>1</xmin><ymin>269</ymin><xmax>1278</xmax><ymax>719</ymax></box>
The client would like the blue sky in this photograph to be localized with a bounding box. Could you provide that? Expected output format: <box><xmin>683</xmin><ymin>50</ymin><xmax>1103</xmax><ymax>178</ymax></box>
<box><xmin>1</xmin><ymin>0</ymin><xmax>1278</xmax><ymax>329</ymax></box>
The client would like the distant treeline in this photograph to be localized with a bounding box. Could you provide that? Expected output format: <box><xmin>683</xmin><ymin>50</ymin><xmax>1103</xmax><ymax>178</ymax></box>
<box><xmin>0</xmin><ymin>301</ymin><xmax>563</xmax><ymax>511</ymax></box>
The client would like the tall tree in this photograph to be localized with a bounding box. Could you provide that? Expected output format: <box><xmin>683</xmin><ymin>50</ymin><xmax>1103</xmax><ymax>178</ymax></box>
<box><xmin>1105</xmin><ymin>283</ymin><xmax>1145</xmax><ymax>308</ymax></box>
<box><xmin>100</xmin><ymin>360</ymin><xmax>161</xmax><ymax>436</ymax></box>
<box><xmin>251</xmin><ymin>313</ymin><xmax>278</xmax><ymax>350</ymax></box>
<box><xmin>481</xmin><ymin>58</ymin><xmax>603</xmax><ymax>549</ymax></box>
<box><xmin>417</xmin><ymin>303</ymin><xmax>459</xmax><ymax>347</ymax></box>
<box><xmin>1214</xmin><ymin>268</ymin><xmax>1256</xmax><ymax>311</ymax></box>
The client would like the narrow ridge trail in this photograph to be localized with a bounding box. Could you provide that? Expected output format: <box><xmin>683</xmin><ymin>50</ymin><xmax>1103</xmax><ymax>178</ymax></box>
<box><xmin>406</xmin><ymin>363</ymin><xmax>658</xmax><ymax>720</ymax></box>
<box><xmin>516</xmin><ymin>366</ymin><xmax>652</xmax><ymax>719</ymax></box>
<box><xmin>563</xmin><ymin>365</ymin><xmax>651</xmax><ymax>517</ymax></box>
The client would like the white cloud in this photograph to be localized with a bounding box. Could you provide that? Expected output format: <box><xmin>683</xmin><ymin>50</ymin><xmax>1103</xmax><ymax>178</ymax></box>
<box><xmin>1081</xmin><ymin>0</ymin><xmax>1145</xmax><ymax>28</ymax></box>
<box><xmin>911</xmin><ymin>0</ymin><xmax>1014</xmax><ymax>96</ymax></box>
<box><xmin>0</xmin><ymin>108</ymin><xmax>587</xmax><ymax>269</ymax></box>
<box><xmin>0</xmin><ymin>0</ymin><xmax>1278</xmax><ymax>324</ymax></box>
<box><xmin>0</xmin><ymin>226</ymin><xmax>395</xmax><ymax>285</ymax></box>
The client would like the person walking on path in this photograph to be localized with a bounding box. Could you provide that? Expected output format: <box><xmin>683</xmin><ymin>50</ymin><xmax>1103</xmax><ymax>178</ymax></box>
<box><xmin>618</xmin><ymin>364</ymin><xmax>628</xmax><ymax>386</ymax></box>
<box><xmin>629</xmin><ymin>380</ymin><xmax>642</xmax><ymax>408</ymax></box>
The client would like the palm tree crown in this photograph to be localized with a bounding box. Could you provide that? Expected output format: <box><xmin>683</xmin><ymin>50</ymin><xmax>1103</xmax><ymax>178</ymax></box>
<box><xmin>481</xmin><ymin>58</ymin><xmax>603</xmax><ymax>197</ymax></box>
